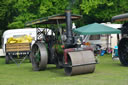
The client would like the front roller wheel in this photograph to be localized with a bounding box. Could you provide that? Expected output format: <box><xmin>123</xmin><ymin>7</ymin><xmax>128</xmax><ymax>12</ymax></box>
<box><xmin>30</xmin><ymin>42</ymin><xmax>48</xmax><ymax>71</ymax></box>
<box><xmin>64</xmin><ymin>50</ymin><xmax>96</xmax><ymax>76</ymax></box>
<box><xmin>118</xmin><ymin>38</ymin><xmax>128</xmax><ymax>66</ymax></box>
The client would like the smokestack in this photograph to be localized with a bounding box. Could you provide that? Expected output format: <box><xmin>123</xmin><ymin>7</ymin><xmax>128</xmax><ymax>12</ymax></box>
<box><xmin>65</xmin><ymin>10</ymin><xmax>73</xmax><ymax>47</ymax></box>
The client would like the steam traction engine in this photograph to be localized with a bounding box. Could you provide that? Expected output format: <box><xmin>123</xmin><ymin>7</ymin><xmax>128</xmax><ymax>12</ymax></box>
<box><xmin>25</xmin><ymin>10</ymin><xmax>96</xmax><ymax>76</ymax></box>
<box><xmin>112</xmin><ymin>13</ymin><xmax>128</xmax><ymax>66</ymax></box>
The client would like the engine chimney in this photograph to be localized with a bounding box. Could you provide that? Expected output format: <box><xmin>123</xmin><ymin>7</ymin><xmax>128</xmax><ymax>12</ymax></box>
<box><xmin>65</xmin><ymin>10</ymin><xmax>73</xmax><ymax>47</ymax></box>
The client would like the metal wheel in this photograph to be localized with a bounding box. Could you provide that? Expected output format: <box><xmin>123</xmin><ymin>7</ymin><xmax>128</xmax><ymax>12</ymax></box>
<box><xmin>5</xmin><ymin>55</ymin><xmax>10</xmax><ymax>64</ymax></box>
<box><xmin>30</xmin><ymin>42</ymin><xmax>48</xmax><ymax>71</ymax></box>
<box><xmin>64</xmin><ymin>50</ymin><xmax>96</xmax><ymax>76</ymax></box>
<box><xmin>118</xmin><ymin>38</ymin><xmax>128</xmax><ymax>66</ymax></box>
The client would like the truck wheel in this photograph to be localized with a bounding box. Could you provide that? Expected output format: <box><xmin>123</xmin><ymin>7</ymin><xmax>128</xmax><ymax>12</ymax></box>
<box><xmin>5</xmin><ymin>55</ymin><xmax>10</xmax><ymax>64</ymax></box>
<box><xmin>28</xmin><ymin>55</ymin><xmax>31</xmax><ymax>63</ymax></box>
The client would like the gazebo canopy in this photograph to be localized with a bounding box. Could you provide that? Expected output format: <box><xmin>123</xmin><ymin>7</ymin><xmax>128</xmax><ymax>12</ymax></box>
<box><xmin>73</xmin><ymin>23</ymin><xmax>121</xmax><ymax>35</ymax></box>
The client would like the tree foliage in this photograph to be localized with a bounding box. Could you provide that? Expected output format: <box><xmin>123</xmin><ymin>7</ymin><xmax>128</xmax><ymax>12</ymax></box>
<box><xmin>80</xmin><ymin>0</ymin><xmax>128</xmax><ymax>23</ymax></box>
<box><xmin>1</xmin><ymin>0</ymin><xmax>128</xmax><ymax>29</ymax></box>
<box><xmin>7</xmin><ymin>0</ymin><xmax>69</xmax><ymax>28</ymax></box>
<box><xmin>0</xmin><ymin>0</ymin><xmax>16</xmax><ymax>30</ymax></box>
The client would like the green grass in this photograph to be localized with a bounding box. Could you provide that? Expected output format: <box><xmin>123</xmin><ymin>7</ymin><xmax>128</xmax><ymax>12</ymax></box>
<box><xmin>0</xmin><ymin>54</ymin><xmax>128</xmax><ymax>85</ymax></box>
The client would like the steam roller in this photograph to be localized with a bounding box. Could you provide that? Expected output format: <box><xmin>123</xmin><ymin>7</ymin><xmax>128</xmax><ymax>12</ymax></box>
<box><xmin>64</xmin><ymin>49</ymin><xmax>96</xmax><ymax>76</ymax></box>
<box><xmin>112</xmin><ymin>13</ymin><xmax>128</xmax><ymax>66</ymax></box>
<box><xmin>117</xmin><ymin>22</ymin><xmax>128</xmax><ymax>66</ymax></box>
<box><xmin>26</xmin><ymin>9</ymin><xmax>96</xmax><ymax>76</ymax></box>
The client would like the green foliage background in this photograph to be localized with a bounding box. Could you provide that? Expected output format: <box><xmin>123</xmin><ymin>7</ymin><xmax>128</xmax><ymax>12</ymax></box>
<box><xmin>0</xmin><ymin>0</ymin><xmax>128</xmax><ymax>30</ymax></box>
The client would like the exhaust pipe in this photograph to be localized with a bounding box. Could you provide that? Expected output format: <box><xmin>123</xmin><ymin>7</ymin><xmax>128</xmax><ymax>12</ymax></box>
<box><xmin>65</xmin><ymin>10</ymin><xmax>73</xmax><ymax>47</ymax></box>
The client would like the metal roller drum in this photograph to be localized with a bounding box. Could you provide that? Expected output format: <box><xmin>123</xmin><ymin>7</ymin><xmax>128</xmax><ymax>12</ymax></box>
<box><xmin>31</xmin><ymin>42</ymin><xmax>48</xmax><ymax>71</ymax></box>
<box><xmin>64</xmin><ymin>50</ymin><xmax>96</xmax><ymax>76</ymax></box>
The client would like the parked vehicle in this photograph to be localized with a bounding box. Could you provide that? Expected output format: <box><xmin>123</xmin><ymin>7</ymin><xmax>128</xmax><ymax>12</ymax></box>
<box><xmin>2</xmin><ymin>28</ymin><xmax>53</xmax><ymax>64</ymax></box>
<box><xmin>2</xmin><ymin>28</ymin><xmax>36</xmax><ymax>64</ymax></box>
<box><xmin>2</xmin><ymin>28</ymin><xmax>36</xmax><ymax>53</ymax></box>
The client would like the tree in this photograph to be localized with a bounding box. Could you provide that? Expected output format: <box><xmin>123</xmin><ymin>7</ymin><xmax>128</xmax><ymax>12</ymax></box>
<box><xmin>8</xmin><ymin>0</ymin><xmax>37</xmax><ymax>28</ymax></box>
<box><xmin>2</xmin><ymin>0</ymin><xmax>128</xmax><ymax>29</ymax></box>
<box><xmin>8</xmin><ymin>0</ymin><xmax>69</xmax><ymax>28</ymax></box>
<box><xmin>0</xmin><ymin>0</ymin><xmax>17</xmax><ymax>45</ymax></box>
<box><xmin>80</xmin><ymin>0</ymin><xmax>128</xmax><ymax>24</ymax></box>
<box><xmin>0</xmin><ymin>0</ymin><xmax>16</xmax><ymax>30</ymax></box>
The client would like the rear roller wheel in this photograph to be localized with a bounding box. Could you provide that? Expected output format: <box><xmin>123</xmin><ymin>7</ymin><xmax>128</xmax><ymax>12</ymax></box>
<box><xmin>118</xmin><ymin>38</ymin><xmax>128</xmax><ymax>66</ymax></box>
<box><xmin>31</xmin><ymin>42</ymin><xmax>48</xmax><ymax>71</ymax></box>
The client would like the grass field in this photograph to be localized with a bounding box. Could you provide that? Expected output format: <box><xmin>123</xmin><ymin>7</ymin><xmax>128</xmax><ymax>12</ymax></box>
<box><xmin>0</xmin><ymin>54</ymin><xmax>128</xmax><ymax>85</ymax></box>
